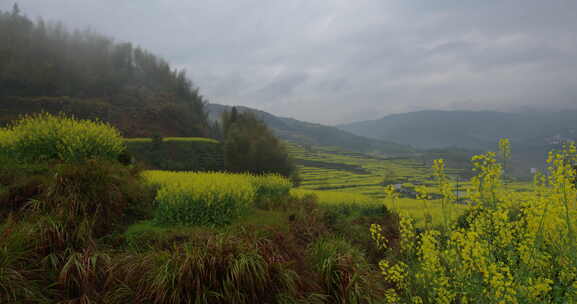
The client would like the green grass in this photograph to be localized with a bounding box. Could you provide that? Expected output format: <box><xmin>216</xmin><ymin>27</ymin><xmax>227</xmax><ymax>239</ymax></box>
<box><xmin>124</xmin><ymin>209</ymin><xmax>289</xmax><ymax>244</ymax></box>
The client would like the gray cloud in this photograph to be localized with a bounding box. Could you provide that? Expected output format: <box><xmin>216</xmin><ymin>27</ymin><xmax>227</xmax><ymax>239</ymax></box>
<box><xmin>3</xmin><ymin>0</ymin><xmax>577</xmax><ymax>124</ymax></box>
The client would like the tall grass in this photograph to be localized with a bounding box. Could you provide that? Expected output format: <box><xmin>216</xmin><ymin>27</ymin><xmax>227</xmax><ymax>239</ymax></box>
<box><xmin>106</xmin><ymin>234</ymin><xmax>298</xmax><ymax>304</ymax></box>
<box><xmin>307</xmin><ymin>238</ymin><xmax>383</xmax><ymax>304</ymax></box>
<box><xmin>0</xmin><ymin>218</ymin><xmax>48</xmax><ymax>303</ymax></box>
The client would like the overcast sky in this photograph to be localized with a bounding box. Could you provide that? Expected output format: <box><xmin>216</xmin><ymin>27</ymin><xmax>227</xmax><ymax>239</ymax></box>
<box><xmin>2</xmin><ymin>1</ymin><xmax>577</xmax><ymax>124</ymax></box>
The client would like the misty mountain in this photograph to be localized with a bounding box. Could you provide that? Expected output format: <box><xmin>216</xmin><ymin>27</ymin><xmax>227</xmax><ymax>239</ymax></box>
<box><xmin>0</xmin><ymin>8</ymin><xmax>212</xmax><ymax>138</ymax></box>
<box><xmin>338</xmin><ymin>110</ymin><xmax>577</xmax><ymax>176</ymax></box>
<box><xmin>207</xmin><ymin>104</ymin><xmax>414</xmax><ymax>156</ymax></box>
<box><xmin>339</xmin><ymin>110</ymin><xmax>577</xmax><ymax>150</ymax></box>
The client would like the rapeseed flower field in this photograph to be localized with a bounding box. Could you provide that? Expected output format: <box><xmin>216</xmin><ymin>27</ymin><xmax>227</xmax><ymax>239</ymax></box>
<box><xmin>143</xmin><ymin>171</ymin><xmax>291</xmax><ymax>226</ymax></box>
<box><xmin>371</xmin><ymin>143</ymin><xmax>577</xmax><ymax>303</ymax></box>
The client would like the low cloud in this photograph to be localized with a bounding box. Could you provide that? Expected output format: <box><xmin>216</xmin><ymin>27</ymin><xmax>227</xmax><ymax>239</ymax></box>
<box><xmin>4</xmin><ymin>0</ymin><xmax>577</xmax><ymax>124</ymax></box>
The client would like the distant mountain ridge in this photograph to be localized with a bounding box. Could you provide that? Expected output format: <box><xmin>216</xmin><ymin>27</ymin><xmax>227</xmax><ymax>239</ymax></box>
<box><xmin>206</xmin><ymin>104</ymin><xmax>414</xmax><ymax>156</ymax></box>
<box><xmin>338</xmin><ymin>110</ymin><xmax>577</xmax><ymax>150</ymax></box>
<box><xmin>338</xmin><ymin>109</ymin><xmax>577</xmax><ymax>176</ymax></box>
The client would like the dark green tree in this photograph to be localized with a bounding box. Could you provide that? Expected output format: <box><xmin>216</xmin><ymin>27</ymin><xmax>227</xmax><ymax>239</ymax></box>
<box><xmin>221</xmin><ymin>109</ymin><xmax>299</xmax><ymax>184</ymax></box>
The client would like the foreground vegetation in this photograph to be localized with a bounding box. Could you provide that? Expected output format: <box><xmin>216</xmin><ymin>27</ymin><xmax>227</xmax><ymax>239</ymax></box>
<box><xmin>371</xmin><ymin>144</ymin><xmax>577</xmax><ymax>303</ymax></box>
<box><xmin>1</xmin><ymin>113</ymin><xmax>576</xmax><ymax>303</ymax></box>
<box><xmin>0</xmin><ymin>114</ymin><xmax>397</xmax><ymax>303</ymax></box>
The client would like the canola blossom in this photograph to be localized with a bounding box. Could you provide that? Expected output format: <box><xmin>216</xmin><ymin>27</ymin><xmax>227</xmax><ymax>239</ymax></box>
<box><xmin>0</xmin><ymin>113</ymin><xmax>125</xmax><ymax>162</ymax></box>
<box><xmin>143</xmin><ymin>171</ymin><xmax>291</xmax><ymax>226</ymax></box>
<box><xmin>372</xmin><ymin>142</ymin><xmax>577</xmax><ymax>303</ymax></box>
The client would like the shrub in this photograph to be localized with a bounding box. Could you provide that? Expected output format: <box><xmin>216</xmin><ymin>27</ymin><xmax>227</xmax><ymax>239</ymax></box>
<box><xmin>0</xmin><ymin>113</ymin><xmax>125</xmax><ymax>163</ymax></box>
<box><xmin>222</xmin><ymin>109</ymin><xmax>298</xmax><ymax>180</ymax></box>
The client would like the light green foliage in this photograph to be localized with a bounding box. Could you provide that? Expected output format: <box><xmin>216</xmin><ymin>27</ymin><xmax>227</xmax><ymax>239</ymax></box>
<box><xmin>0</xmin><ymin>129</ymin><xmax>15</xmax><ymax>158</ymax></box>
<box><xmin>0</xmin><ymin>113</ymin><xmax>125</xmax><ymax>162</ymax></box>
<box><xmin>143</xmin><ymin>171</ymin><xmax>292</xmax><ymax>226</ymax></box>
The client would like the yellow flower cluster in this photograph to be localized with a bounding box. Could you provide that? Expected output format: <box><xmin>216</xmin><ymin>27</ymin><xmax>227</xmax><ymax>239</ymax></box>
<box><xmin>385</xmin><ymin>184</ymin><xmax>400</xmax><ymax>212</ymax></box>
<box><xmin>144</xmin><ymin>171</ymin><xmax>292</xmax><ymax>226</ymax></box>
<box><xmin>0</xmin><ymin>113</ymin><xmax>125</xmax><ymax>162</ymax></box>
<box><xmin>433</xmin><ymin>159</ymin><xmax>455</xmax><ymax>231</ymax></box>
<box><xmin>373</xmin><ymin>141</ymin><xmax>577</xmax><ymax>303</ymax></box>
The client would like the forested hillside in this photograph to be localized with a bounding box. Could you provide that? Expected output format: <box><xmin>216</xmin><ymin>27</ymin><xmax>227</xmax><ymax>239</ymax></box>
<box><xmin>0</xmin><ymin>6</ymin><xmax>212</xmax><ymax>137</ymax></box>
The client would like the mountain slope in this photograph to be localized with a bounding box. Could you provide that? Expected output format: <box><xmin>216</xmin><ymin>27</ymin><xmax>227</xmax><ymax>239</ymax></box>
<box><xmin>339</xmin><ymin>110</ymin><xmax>577</xmax><ymax>150</ymax></box>
<box><xmin>207</xmin><ymin>104</ymin><xmax>414</xmax><ymax>156</ymax></box>
<box><xmin>0</xmin><ymin>8</ymin><xmax>211</xmax><ymax>137</ymax></box>
<box><xmin>339</xmin><ymin>110</ymin><xmax>577</xmax><ymax>177</ymax></box>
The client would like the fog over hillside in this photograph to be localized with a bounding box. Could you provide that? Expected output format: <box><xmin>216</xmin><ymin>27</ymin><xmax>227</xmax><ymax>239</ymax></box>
<box><xmin>3</xmin><ymin>1</ymin><xmax>577</xmax><ymax>124</ymax></box>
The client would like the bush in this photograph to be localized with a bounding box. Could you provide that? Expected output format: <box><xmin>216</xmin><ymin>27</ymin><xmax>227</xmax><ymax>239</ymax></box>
<box><xmin>0</xmin><ymin>113</ymin><xmax>125</xmax><ymax>163</ymax></box>
<box><xmin>222</xmin><ymin>109</ymin><xmax>298</xmax><ymax>181</ymax></box>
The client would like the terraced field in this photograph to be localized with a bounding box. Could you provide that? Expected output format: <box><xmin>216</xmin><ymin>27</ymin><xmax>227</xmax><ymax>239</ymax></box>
<box><xmin>288</xmin><ymin>142</ymin><xmax>534</xmax><ymax>226</ymax></box>
<box><xmin>289</xmin><ymin>143</ymin><xmax>437</xmax><ymax>198</ymax></box>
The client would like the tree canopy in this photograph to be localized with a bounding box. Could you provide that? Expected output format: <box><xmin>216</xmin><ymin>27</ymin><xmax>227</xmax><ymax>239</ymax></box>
<box><xmin>221</xmin><ymin>108</ymin><xmax>299</xmax><ymax>183</ymax></box>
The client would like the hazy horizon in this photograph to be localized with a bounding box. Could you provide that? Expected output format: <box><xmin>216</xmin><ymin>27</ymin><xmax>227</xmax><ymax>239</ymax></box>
<box><xmin>3</xmin><ymin>1</ymin><xmax>577</xmax><ymax>124</ymax></box>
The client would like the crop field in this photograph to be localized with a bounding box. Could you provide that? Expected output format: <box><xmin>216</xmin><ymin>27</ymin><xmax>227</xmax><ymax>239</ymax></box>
<box><xmin>288</xmin><ymin>142</ymin><xmax>536</xmax><ymax>226</ymax></box>
<box><xmin>143</xmin><ymin>170</ymin><xmax>291</xmax><ymax>226</ymax></box>
<box><xmin>288</xmin><ymin>143</ymin><xmax>433</xmax><ymax>197</ymax></box>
